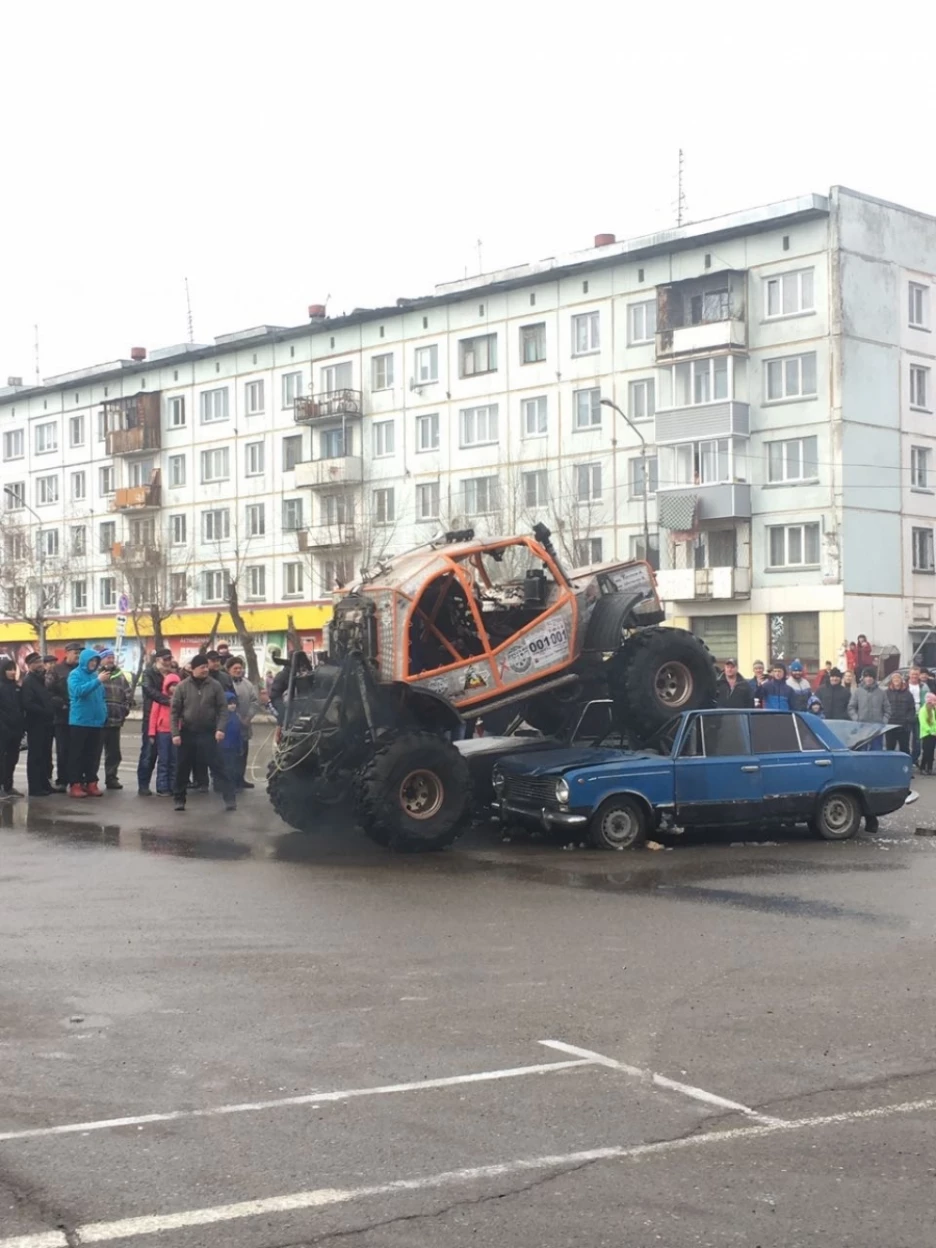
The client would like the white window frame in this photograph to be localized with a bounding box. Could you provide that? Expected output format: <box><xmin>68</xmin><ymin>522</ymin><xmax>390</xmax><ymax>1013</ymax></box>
<box><xmin>909</xmin><ymin>282</ymin><xmax>929</xmax><ymax>330</ymax></box>
<box><xmin>767</xmin><ymin>522</ymin><xmax>821</xmax><ymax>569</ymax></box>
<box><xmin>416</xmin><ymin>412</ymin><xmax>439</xmax><ymax>451</ymax></box>
<box><xmin>572</xmin><ymin>311</ymin><xmax>600</xmax><ymax>356</ymax></box>
<box><xmin>282</xmin><ymin>497</ymin><xmax>304</xmax><ymax>531</ymax></box>
<box><xmin>765</xmin><ymin>352</ymin><xmax>818</xmax><ymax>402</ymax></box>
<box><xmin>245</xmin><ymin>441</ymin><xmax>265</xmax><ymax>476</ymax></box>
<box><xmin>282</xmin><ymin>435</ymin><xmax>303</xmax><ymax>472</ymax></box>
<box><xmin>322</xmin><ymin>493</ymin><xmax>353</xmax><ymax>527</ymax></box>
<box><xmin>665</xmin><ymin>356</ymin><xmax>731</xmax><ymax>408</ymax></box>
<box><xmin>462</xmin><ymin>475</ymin><xmax>499</xmax><ymax>514</ymax></box>
<box><xmin>672</xmin><ymin>438</ymin><xmax>732</xmax><ymax>486</ymax></box>
<box><xmin>246</xmin><ymin>565</ymin><xmax>266</xmax><ymax>600</ymax></box>
<box><xmin>628</xmin><ymin>300</ymin><xmax>656</xmax><ymax>344</ymax></box>
<box><xmin>416</xmin><ymin>481</ymin><xmax>440</xmax><ymax>521</ymax></box>
<box><xmin>246</xmin><ymin>502</ymin><xmax>266</xmax><ymax>537</ymax></box>
<box><xmin>244</xmin><ymin>380</ymin><xmax>264</xmax><ymax>415</ymax></box>
<box><xmin>99</xmin><ymin>466</ymin><xmax>115</xmax><ymax>496</ymax></box>
<box><xmin>321</xmin><ymin>362</ymin><xmax>352</xmax><ymax>393</ymax></box>
<box><xmin>169</xmin><ymin>514</ymin><xmax>187</xmax><ymax>545</ymax></box>
<box><xmin>168</xmin><ymin>396</ymin><xmax>186</xmax><ymax>428</ymax></box>
<box><xmin>573</xmin><ymin>538</ymin><xmax>603</xmax><ymax>565</ymax></box>
<box><xmin>414</xmin><ymin>344</ymin><xmax>439</xmax><ymax>384</ymax></box>
<box><xmin>766</xmin><ymin>435</ymin><xmax>819</xmax><ymax>484</ymax></box>
<box><xmin>68</xmin><ymin>414</ymin><xmax>85</xmax><ymax>447</ymax></box>
<box><xmin>200</xmin><ymin>447</ymin><xmax>230</xmax><ymax>483</ymax></box>
<box><xmin>911</xmin><ymin>445</ymin><xmax>931</xmax><ymax>491</ymax></box>
<box><xmin>374</xmin><ymin>486</ymin><xmax>395</xmax><ymax>525</ymax></box>
<box><xmin>373</xmin><ymin>420</ymin><xmax>395</xmax><ymax>458</ymax></box>
<box><xmin>764</xmin><ymin>268</ymin><xmax>816</xmax><ymax>319</ymax></box>
<box><xmin>283</xmin><ymin>562</ymin><xmax>305</xmax><ymax>597</ymax></box>
<box><xmin>913</xmin><ymin>526</ymin><xmax>935</xmax><ymax>573</ymax></box>
<box><xmin>522</xmin><ymin>469</ymin><xmax>548</xmax><ymax>508</ymax></box>
<box><xmin>35</xmin><ymin>421</ymin><xmax>58</xmax><ymax>454</ymax></box>
<box><xmin>520</xmin><ymin>323</ymin><xmax>546</xmax><ymax>364</ymax></box>
<box><xmin>71</xmin><ymin>580</ymin><xmax>88</xmax><ymax>613</ymax></box>
<box><xmin>71</xmin><ymin>525</ymin><xmax>86</xmax><ymax>557</ymax></box>
<box><xmin>910</xmin><ymin>364</ymin><xmax>930</xmax><ymax>410</ymax></box>
<box><xmin>99</xmin><ymin>521</ymin><xmax>116</xmax><ymax>553</ymax></box>
<box><xmin>459</xmin><ymin>333</ymin><xmax>498</xmax><ymax>378</ymax></box>
<box><xmin>629</xmin><ymin>455</ymin><xmax>659</xmax><ymax>498</ymax></box>
<box><xmin>100</xmin><ymin>577</ymin><xmax>117</xmax><ymax>609</ymax></box>
<box><xmin>521</xmin><ymin>395</ymin><xmax>548</xmax><ymax>438</ymax></box>
<box><xmin>628</xmin><ymin>378</ymin><xmax>655</xmax><ymax>422</ymax></box>
<box><xmin>203</xmin><ymin>570</ymin><xmax>227</xmax><ymax>603</ymax></box>
<box><xmin>36</xmin><ymin>474</ymin><xmax>59</xmax><ymax>505</ymax></box>
<box><xmin>575</xmin><ymin>462</ymin><xmax>602</xmax><ymax>503</ymax></box>
<box><xmin>200</xmin><ymin>387</ymin><xmax>229</xmax><ymax>424</ymax></box>
<box><xmin>40</xmin><ymin>528</ymin><xmax>59</xmax><ymax>558</ymax></box>
<box><xmin>202</xmin><ymin>508</ymin><xmax>231</xmax><ymax>543</ymax></box>
<box><xmin>573</xmin><ymin>388</ymin><xmax>601</xmax><ymax>430</ymax></box>
<box><xmin>282</xmin><ymin>371</ymin><xmax>303</xmax><ymax>408</ymax></box>
<box><xmin>372</xmin><ymin>353</ymin><xmax>394</xmax><ymax>391</ymax></box>
<box><xmin>460</xmin><ymin>404</ymin><xmax>499</xmax><ymax>447</ymax></box>
<box><xmin>3</xmin><ymin>428</ymin><xmax>24</xmax><ymax>460</ymax></box>
<box><xmin>167</xmin><ymin>455</ymin><xmax>186</xmax><ymax>488</ymax></box>
<box><xmin>320</xmin><ymin>427</ymin><xmax>349</xmax><ymax>460</ymax></box>
<box><xmin>71</xmin><ymin>470</ymin><xmax>86</xmax><ymax>502</ymax></box>
<box><xmin>3</xmin><ymin>481</ymin><xmax>24</xmax><ymax>510</ymax></box>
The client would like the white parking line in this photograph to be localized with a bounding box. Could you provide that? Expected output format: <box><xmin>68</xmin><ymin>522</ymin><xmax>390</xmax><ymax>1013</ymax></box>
<box><xmin>3</xmin><ymin>1094</ymin><xmax>934</xmax><ymax>1248</ymax></box>
<box><xmin>540</xmin><ymin>1040</ymin><xmax>785</xmax><ymax>1126</ymax></box>
<box><xmin>0</xmin><ymin>1057</ymin><xmax>593</xmax><ymax>1144</ymax></box>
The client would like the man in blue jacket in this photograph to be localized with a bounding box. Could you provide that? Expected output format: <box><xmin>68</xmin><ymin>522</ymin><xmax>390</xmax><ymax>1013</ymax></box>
<box><xmin>66</xmin><ymin>648</ymin><xmax>108</xmax><ymax>798</ymax></box>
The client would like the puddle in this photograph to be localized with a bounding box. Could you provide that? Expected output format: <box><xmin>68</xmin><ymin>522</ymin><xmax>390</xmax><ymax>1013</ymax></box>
<box><xmin>140</xmin><ymin>830</ymin><xmax>254</xmax><ymax>860</ymax></box>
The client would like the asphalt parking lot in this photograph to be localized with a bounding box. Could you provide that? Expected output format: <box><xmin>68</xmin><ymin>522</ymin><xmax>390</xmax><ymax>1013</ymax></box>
<box><xmin>2</xmin><ymin>726</ymin><xmax>936</xmax><ymax>1247</ymax></box>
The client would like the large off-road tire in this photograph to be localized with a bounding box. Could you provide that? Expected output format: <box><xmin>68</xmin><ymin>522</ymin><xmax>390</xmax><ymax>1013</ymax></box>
<box><xmin>609</xmin><ymin>627</ymin><xmax>717</xmax><ymax>743</ymax></box>
<box><xmin>355</xmin><ymin>733</ymin><xmax>472</xmax><ymax>852</ymax></box>
<box><xmin>266</xmin><ymin>759</ymin><xmax>348</xmax><ymax>834</ymax></box>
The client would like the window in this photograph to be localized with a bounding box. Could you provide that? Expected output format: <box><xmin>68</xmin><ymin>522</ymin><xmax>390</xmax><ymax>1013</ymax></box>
<box><xmin>703</xmin><ymin>715</ymin><xmax>749</xmax><ymax>758</ymax></box>
<box><xmin>909</xmin><ymin>282</ymin><xmax>929</xmax><ymax>329</ymax></box>
<box><xmin>170</xmin><ymin>572</ymin><xmax>188</xmax><ymax>605</ymax></box>
<box><xmin>284</xmin><ymin>562</ymin><xmax>304</xmax><ymax>597</ymax></box>
<box><xmin>628</xmin><ymin>379</ymin><xmax>655</xmax><ymax>421</ymax></box>
<box><xmin>97</xmin><ymin>410</ymin><xmax>109</xmax><ymax>442</ymax></box>
<box><xmin>628</xmin><ymin>300</ymin><xmax>656</xmax><ymax>344</ymax></box>
<box><xmin>630</xmin><ymin>531</ymin><xmax>660</xmax><ymax>570</ymax></box>
<box><xmin>200</xmin><ymin>447</ymin><xmax>230</xmax><ymax>483</ymax></box>
<box><xmin>765</xmin><ymin>352</ymin><xmax>818</xmax><ymax>401</ymax></box>
<box><xmin>462</xmin><ymin>475</ymin><xmax>499</xmax><ymax>514</ymax></box>
<box><xmin>373</xmin><ymin>420</ymin><xmax>395</xmax><ymax>457</ymax></box>
<box><xmin>282</xmin><ymin>498</ymin><xmax>304</xmax><ymax>531</ymax></box>
<box><xmin>71</xmin><ymin>580</ymin><xmax>88</xmax><ymax>612</ymax></box>
<box><xmin>170</xmin><ymin>514</ymin><xmax>187</xmax><ymax>545</ymax></box>
<box><xmin>517</xmin><ymin>395</ymin><xmax>548</xmax><ymax>438</ymax></box>
<box><xmin>71</xmin><ymin>526</ymin><xmax>86</xmax><ymax>557</ymax></box>
<box><xmin>41</xmin><ymin>528</ymin><xmax>59</xmax><ymax>557</ymax></box>
<box><xmin>35</xmin><ymin>421</ymin><xmax>58</xmax><ymax>454</ymax></box>
<box><xmin>522</xmin><ymin>469</ymin><xmax>548</xmax><ymax>508</ymax></box>
<box><xmin>575</xmin><ymin>462</ymin><xmax>602</xmax><ymax>502</ymax></box>
<box><xmin>322</xmin><ymin>558</ymin><xmax>354</xmax><ymax>592</ymax></box>
<box><xmin>629</xmin><ymin>456</ymin><xmax>659</xmax><ymax>497</ymax></box>
<box><xmin>764</xmin><ymin>268</ymin><xmax>815</xmax><ymax>318</ymax></box>
<box><xmin>521</xmin><ymin>323</ymin><xmax>546</xmax><ymax>363</ymax></box>
<box><xmin>573</xmin><ymin>538</ymin><xmax>603</xmax><ymax>565</ymax></box>
<box><xmin>128</xmin><ymin>457</ymin><xmax>155</xmax><ymax>488</ymax></box>
<box><xmin>282</xmin><ymin>435</ymin><xmax>303</xmax><ymax>471</ymax></box>
<box><xmin>322</xmin><ymin>362</ymin><xmax>352</xmax><ymax>393</ymax></box>
<box><xmin>572</xmin><ymin>311</ymin><xmax>600</xmax><ymax>355</ymax></box>
<box><xmin>459</xmin><ymin>333</ymin><xmax>497</xmax><ymax>377</ymax></box>
<box><xmin>911</xmin><ymin>364</ymin><xmax>930</xmax><ymax>409</ymax></box>
<box><xmin>200</xmin><ymin>387</ymin><xmax>229</xmax><ymax>423</ymax></box>
<box><xmin>416</xmin><ymin>481</ymin><xmax>440</xmax><ymax>520</ymax></box>
<box><xmin>321</xmin><ymin>427</ymin><xmax>349</xmax><ymax>459</ymax></box>
<box><xmin>239</xmin><ymin>565</ymin><xmax>265</xmax><ymax>601</ymax></box>
<box><xmin>168</xmin><ymin>396</ymin><xmax>186</xmax><ymax>428</ymax></box>
<box><xmin>574</xmin><ymin>388</ymin><xmax>601</xmax><ymax>429</ymax></box>
<box><xmin>672</xmin><ymin>439</ymin><xmax>730</xmax><ymax>486</ymax></box>
<box><xmin>768</xmin><ymin>522</ymin><xmax>821</xmax><ymax>568</ymax></box>
<box><xmin>168</xmin><ymin>455</ymin><xmax>186</xmax><ymax>488</ymax></box>
<box><xmin>129</xmin><ymin>516</ymin><xmax>155</xmax><ymax>547</ymax></box>
<box><xmin>416</xmin><ymin>412</ymin><xmax>439</xmax><ymax>451</ymax></box>
<box><xmin>202</xmin><ymin>508</ymin><xmax>231</xmax><ymax>542</ymax></box>
<box><xmin>372</xmin><ymin>354</ymin><xmax>394</xmax><ymax>390</ymax></box>
<box><xmin>246</xmin><ymin>502</ymin><xmax>266</xmax><ymax>537</ymax></box>
<box><xmin>99</xmin><ymin>521</ymin><xmax>116</xmax><ymax>553</ymax></box>
<box><xmin>3</xmin><ymin>481</ymin><xmax>24</xmax><ymax>510</ymax></box>
<box><xmin>414</xmin><ymin>344</ymin><xmax>439</xmax><ymax>384</ymax></box>
<box><xmin>666</xmin><ymin>356</ymin><xmax>730</xmax><ymax>407</ymax></box>
<box><xmin>36</xmin><ymin>474</ymin><xmax>59</xmax><ymax>505</ymax></box>
<box><xmin>245</xmin><ymin>380</ymin><xmax>264</xmax><ymax>415</ymax></box>
<box><xmin>322</xmin><ymin>493</ymin><xmax>353</xmax><ymax>526</ymax></box>
<box><xmin>245</xmin><ymin>441</ymin><xmax>265</xmax><ymax>476</ymax></box>
<box><xmin>203</xmin><ymin>570</ymin><xmax>227</xmax><ymax>603</ymax></box>
<box><xmin>766</xmin><ymin>436</ymin><xmax>819</xmax><ymax>483</ymax></box>
<box><xmin>374</xmin><ymin>487</ymin><xmax>395</xmax><ymax>524</ymax></box>
<box><xmin>3</xmin><ymin>429</ymin><xmax>24</xmax><ymax>460</ymax></box>
<box><xmin>69</xmin><ymin>414</ymin><xmax>85</xmax><ymax>447</ymax></box>
<box><xmin>460</xmin><ymin>404</ymin><xmax>499</xmax><ymax>446</ymax></box>
<box><xmin>913</xmin><ymin>526</ymin><xmax>935</xmax><ymax>573</ymax></box>
<box><xmin>750</xmin><ymin>713</ymin><xmax>801</xmax><ymax>754</ymax></box>
<box><xmin>282</xmin><ymin>372</ymin><xmax>303</xmax><ymax>408</ymax></box>
<box><xmin>4</xmin><ymin>531</ymin><xmax>27</xmax><ymax>562</ymax></box>
<box><xmin>912</xmin><ymin>446</ymin><xmax>931</xmax><ymax>490</ymax></box>
<box><xmin>100</xmin><ymin>577</ymin><xmax>116</xmax><ymax>610</ymax></box>
<box><xmin>71</xmin><ymin>470</ymin><xmax>86</xmax><ymax>501</ymax></box>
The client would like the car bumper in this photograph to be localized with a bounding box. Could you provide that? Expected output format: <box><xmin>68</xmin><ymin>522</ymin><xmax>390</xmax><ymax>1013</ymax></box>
<box><xmin>865</xmin><ymin>788</ymin><xmax>914</xmax><ymax>816</ymax></box>
<box><xmin>497</xmin><ymin>800</ymin><xmax>589</xmax><ymax>830</ymax></box>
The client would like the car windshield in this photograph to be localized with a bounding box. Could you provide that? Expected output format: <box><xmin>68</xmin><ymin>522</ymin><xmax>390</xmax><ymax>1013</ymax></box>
<box><xmin>641</xmin><ymin>715</ymin><xmax>682</xmax><ymax>756</ymax></box>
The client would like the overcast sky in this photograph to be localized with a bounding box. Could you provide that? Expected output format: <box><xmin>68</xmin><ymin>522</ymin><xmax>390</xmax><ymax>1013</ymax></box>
<box><xmin>1</xmin><ymin>1</ymin><xmax>932</xmax><ymax>382</ymax></box>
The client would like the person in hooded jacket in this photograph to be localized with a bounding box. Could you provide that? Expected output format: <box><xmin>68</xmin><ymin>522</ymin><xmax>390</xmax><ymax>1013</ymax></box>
<box><xmin>760</xmin><ymin>663</ymin><xmax>793</xmax><ymax>710</ymax></box>
<box><xmin>816</xmin><ymin>668</ymin><xmax>851</xmax><ymax>719</ymax></box>
<box><xmin>21</xmin><ymin>652</ymin><xmax>55</xmax><ymax>796</ymax></box>
<box><xmin>884</xmin><ymin>672</ymin><xmax>916</xmax><ymax>754</ymax></box>
<box><xmin>66</xmin><ymin>648</ymin><xmax>108</xmax><ymax>797</ymax></box>
<box><xmin>786</xmin><ymin>660</ymin><xmax>812</xmax><ymax>710</ymax></box>
<box><xmin>0</xmin><ymin>657</ymin><xmax>25</xmax><ymax>796</ymax></box>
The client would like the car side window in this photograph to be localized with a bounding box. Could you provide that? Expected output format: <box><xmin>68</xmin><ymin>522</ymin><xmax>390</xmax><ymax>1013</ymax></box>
<box><xmin>795</xmin><ymin>716</ymin><xmax>825</xmax><ymax>751</ymax></box>
<box><xmin>702</xmin><ymin>715</ymin><xmax>750</xmax><ymax>757</ymax></box>
<box><xmin>679</xmin><ymin>716</ymin><xmax>703</xmax><ymax>757</ymax></box>
<box><xmin>750</xmin><ymin>713</ymin><xmax>801</xmax><ymax>754</ymax></box>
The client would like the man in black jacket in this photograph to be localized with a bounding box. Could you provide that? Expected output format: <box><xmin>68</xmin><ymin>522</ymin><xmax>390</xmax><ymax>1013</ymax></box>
<box><xmin>0</xmin><ymin>657</ymin><xmax>25</xmax><ymax>796</ymax></box>
<box><xmin>816</xmin><ymin>668</ymin><xmax>851</xmax><ymax>719</ymax></box>
<box><xmin>21</xmin><ymin>652</ymin><xmax>55</xmax><ymax>796</ymax></box>
<box><xmin>137</xmin><ymin>648</ymin><xmax>172</xmax><ymax>796</ymax></box>
<box><xmin>170</xmin><ymin>654</ymin><xmax>234</xmax><ymax>812</ymax></box>
<box><xmin>48</xmin><ymin>642</ymin><xmax>82</xmax><ymax>792</ymax></box>
<box><xmin>715</xmin><ymin>659</ymin><xmax>754</xmax><ymax>708</ymax></box>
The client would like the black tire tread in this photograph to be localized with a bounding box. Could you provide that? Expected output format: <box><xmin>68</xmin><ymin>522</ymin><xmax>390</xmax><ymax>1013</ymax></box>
<box><xmin>355</xmin><ymin>732</ymin><xmax>472</xmax><ymax>852</ymax></box>
<box><xmin>608</xmin><ymin>627</ymin><xmax>717</xmax><ymax>743</ymax></box>
<box><xmin>267</xmin><ymin>759</ymin><xmax>342</xmax><ymax>834</ymax></box>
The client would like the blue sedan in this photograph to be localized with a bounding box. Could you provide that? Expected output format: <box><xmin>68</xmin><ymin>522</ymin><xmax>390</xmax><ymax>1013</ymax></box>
<box><xmin>492</xmin><ymin>709</ymin><xmax>915</xmax><ymax>850</ymax></box>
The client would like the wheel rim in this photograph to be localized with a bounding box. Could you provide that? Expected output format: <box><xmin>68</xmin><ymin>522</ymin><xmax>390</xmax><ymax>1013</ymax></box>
<box><xmin>823</xmin><ymin>796</ymin><xmax>852</xmax><ymax>832</ymax></box>
<box><xmin>600</xmin><ymin>807</ymin><xmax>639</xmax><ymax>848</ymax></box>
<box><xmin>655</xmin><ymin>660</ymin><xmax>694</xmax><ymax>708</ymax></box>
<box><xmin>399</xmin><ymin>770</ymin><xmax>444</xmax><ymax>820</ymax></box>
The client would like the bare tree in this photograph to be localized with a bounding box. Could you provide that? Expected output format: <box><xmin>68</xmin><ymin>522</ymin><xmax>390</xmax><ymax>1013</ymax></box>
<box><xmin>545</xmin><ymin>465</ymin><xmax>606</xmax><ymax>567</ymax></box>
<box><xmin>300</xmin><ymin>487</ymin><xmax>398</xmax><ymax>593</ymax></box>
<box><xmin>0</xmin><ymin>517</ymin><xmax>70</xmax><ymax>647</ymax></box>
<box><xmin>111</xmin><ymin>531</ymin><xmax>191</xmax><ymax>663</ymax></box>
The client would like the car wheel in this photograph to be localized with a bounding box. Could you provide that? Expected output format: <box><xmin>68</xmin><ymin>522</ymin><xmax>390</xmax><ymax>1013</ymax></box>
<box><xmin>589</xmin><ymin>796</ymin><xmax>648</xmax><ymax>851</ymax></box>
<box><xmin>810</xmin><ymin>790</ymin><xmax>862</xmax><ymax>841</ymax></box>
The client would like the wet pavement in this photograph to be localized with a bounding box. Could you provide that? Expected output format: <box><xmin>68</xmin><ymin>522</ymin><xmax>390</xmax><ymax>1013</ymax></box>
<box><xmin>2</xmin><ymin>731</ymin><xmax>936</xmax><ymax>1246</ymax></box>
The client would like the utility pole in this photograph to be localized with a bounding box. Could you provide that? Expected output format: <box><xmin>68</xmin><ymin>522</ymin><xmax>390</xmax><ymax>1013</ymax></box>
<box><xmin>184</xmin><ymin>277</ymin><xmax>194</xmax><ymax>344</ymax></box>
<box><xmin>33</xmin><ymin>324</ymin><xmax>41</xmax><ymax>384</ymax></box>
<box><xmin>600</xmin><ymin>399</ymin><xmax>651</xmax><ymax>565</ymax></box>
<box><xmin>3</xmin><ymin>486</ymin><xmax>46</xmax><ymax>653</ymax></box>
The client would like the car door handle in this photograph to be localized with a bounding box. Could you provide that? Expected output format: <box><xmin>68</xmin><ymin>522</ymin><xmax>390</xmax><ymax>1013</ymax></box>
<box><xmin>740</xmin><ymin>765</ymin><xmax>760</xmax><ymax>772</ymax></box>
<box><xmin>813</xmin><ymin>759</ymin><xmax>832</xmax><ymax>766</ymax></box>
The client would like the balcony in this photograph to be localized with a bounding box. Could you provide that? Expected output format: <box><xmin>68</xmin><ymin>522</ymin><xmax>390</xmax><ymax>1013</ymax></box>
<box><xmin>106</xmin><ymin>424</ymin><xmax>161</xmax><ymax>456</ymax></box>
<box><xmin>655</xmin><ymin>401</ymin><xmax>749</xmax><ymax>445</ymax></box>
<box><xmin>294</xmin><ymin>456</ymin><xmax>363</xmax><ymax>489</ymax></box>
<box><xmin>109</xmin><ymin>542</ymin><xmax>150</xmax><ymax>564</ymax></box>
<box><xmin>655</xmin><ymin>566</ymin><xmax>752</xmax><ymax>602</ymax></box>
<box><xmin>304</xmin><ymin>524</ymin><xmax>358</xmax><ymax>549</ymax></box>
<box><xmin>656</xmin><ymin>319</ymin><xmax>747</xmax><ymax>360</ymax></box>
<box><xmin>657</xmin><ymin>483</ymin><xmax>751</xmax><ymax>527</ymax></box>
<box><xmin>109</xmin><ymin>472</ymin><xmax>161</xmax><ymax>512</ymax></box>
<box><xmin>294</xmin><ymin>389</ymin><xmax>363</xmax><ymax>423</ymax></box>
<box><xmin>102</xmin><ymin>392</ymin><xmax>162</xmax><ymax>455</ymax></box>
<box><xmin>656</xmin><ymin>273</ymin><xmax>747</xmax><ymax>361</ymax></box>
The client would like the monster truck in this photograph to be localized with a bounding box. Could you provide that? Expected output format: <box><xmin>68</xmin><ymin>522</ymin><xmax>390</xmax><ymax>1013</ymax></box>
<box><xmin>267</xmin><ymin>524</ymin><xmax>716</xmax><ymax>852</ymax></box>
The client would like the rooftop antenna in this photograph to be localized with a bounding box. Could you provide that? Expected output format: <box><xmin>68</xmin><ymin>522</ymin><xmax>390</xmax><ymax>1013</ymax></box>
<box><xmin>676</xmin><ymin>149</ymin><xmax>687</xmax><ymax>227</ymax></box>
<box><xmin>184</xmin><ymin>277</ymin><xmax>194</xmax><ymax>344</ymax></box>
<box><xmin>33</xmin><ymin>324</ymin><xmax>40</xmax><ymax>384</ymax></box>
<box><xmin>477</xmin><ymin>238</ymin><xmax>483</xmax><ymax>274</ymax></box>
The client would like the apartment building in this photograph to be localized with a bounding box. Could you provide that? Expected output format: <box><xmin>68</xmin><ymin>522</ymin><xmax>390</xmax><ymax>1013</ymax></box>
<box><xmin>0</xmin><ymin>185</ymin><xmax>934</xmax><ymax>671</ymax></box>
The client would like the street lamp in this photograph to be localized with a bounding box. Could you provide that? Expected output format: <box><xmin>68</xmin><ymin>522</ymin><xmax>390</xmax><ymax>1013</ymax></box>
<box><xmin>2</xmin><ymin>486</ymin><xmax>46</xmax><ymax>654</ymax></box>
<box><xmin>600</xmin><ymin>398</ymin><xmax>651</xmax><ymax>566</ymax></box>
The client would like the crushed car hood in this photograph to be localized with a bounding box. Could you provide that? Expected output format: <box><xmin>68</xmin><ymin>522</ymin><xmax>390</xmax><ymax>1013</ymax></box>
<box><xmin>821</xmin><ymin>719</ymin><xmax>896</xmax><ymax>750</ymax></box>
<box><xmin>497</xmin><ymin>745</ymin><xmax>661</xmax><ymax>776</ymax></box>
